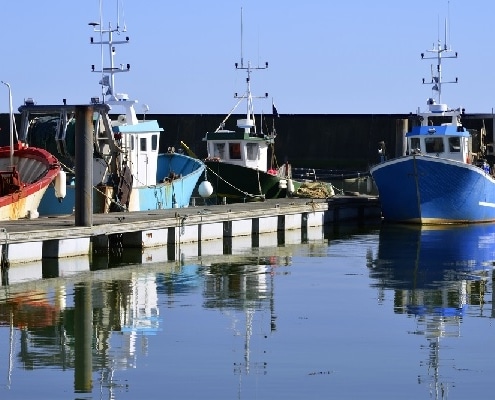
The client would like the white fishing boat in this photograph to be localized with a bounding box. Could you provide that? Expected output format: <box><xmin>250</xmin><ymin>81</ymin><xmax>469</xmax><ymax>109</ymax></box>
<box><xmin>17</xmin><ymin>0</ymin><xmax>205</xmax><ymax>215</ymax></box>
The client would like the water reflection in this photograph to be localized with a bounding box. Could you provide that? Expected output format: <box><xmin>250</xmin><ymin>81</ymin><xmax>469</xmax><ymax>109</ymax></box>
<box><xmin>202</xmin><ymin>258</ymin><xmax>285</xmax><ymax>371</ymax></box>
<box><xmin>0</xmin><ymin>226</ymin><xmax>327</xmax><ymax>399</ymax></box>
<box><xmin>368</xmin><ymin>223</ymin><xmax>494</xmax><ymax>399</ymax></box>
<box><xmin>0</xmin><ymin>266</ymin><xmax>164</xmax><ymax>395</ymax></box>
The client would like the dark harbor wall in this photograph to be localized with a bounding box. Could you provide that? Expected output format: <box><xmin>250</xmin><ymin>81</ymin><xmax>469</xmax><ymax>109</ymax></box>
<box><xmin>0</xmin><ymin>113</ymin><xmax>493</xmax><ymax>170</ymax></box>
<box><xmin>142</xmin><ymin>113</ymin><xmax>415</xmax><ymax>170</ymax></box>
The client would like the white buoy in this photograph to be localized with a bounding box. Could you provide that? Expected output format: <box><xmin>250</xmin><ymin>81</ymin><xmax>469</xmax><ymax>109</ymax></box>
<box><xmin>54</xmin><ymin>170</ymin><xmax>67</xmax><ymax>200</ymax></box>
<box><xmin>198</xmin><ymin>180</ymin><xmax>213</xmax><ymax>197</ymax></box>
<box><xmin>287</xmin><ymin>178</ymin><xmax>295</xmax><ymax>193</ymax></box>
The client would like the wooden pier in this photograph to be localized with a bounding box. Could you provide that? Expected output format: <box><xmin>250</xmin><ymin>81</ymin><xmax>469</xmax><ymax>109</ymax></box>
<box><xmin>0</xmin><ymin>195</ymin><xmax>381</xmax><ymax>265</ymax></box>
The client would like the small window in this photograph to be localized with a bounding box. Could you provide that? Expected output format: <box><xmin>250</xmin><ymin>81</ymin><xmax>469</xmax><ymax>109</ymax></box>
<box><xmin>246</xmin><ymin>143</ymin><xmax>258</xmax><ymax>161</ymax></box>
<box><xmin>213</xmin><ymin>143</ymin><xmax>225</xmax><ymax>159</ymax></box>
<box><xmin>130</xmin><ymin>135</ymin><xmax>134</xmax><ymax>151</ymax></box>
<box><xmin>425</xmin><ymin>137</ymin><xmax>444</xmax><ymax>153</ymax></box>
<box><xmin>229</xmin><ymin>143</ymin><xmax>242</xmax><ymax>160</ymax></box>
<box><xmin>448</xmin><ymin>137</ymin><xmax>461</xmax><ymax>152</ymax></box>
<box><xmin>410</xmin><ymin>138</ymin><xmax>421</xmax><ymax>153</ymax></box>
<box><xmin>151</xmin><ymin>135</ymin><xmax>158</xmax><ymax>151</ymax></box>
<box><xmin>140</xmin><ymin>137</ymin><xmax>147</xmax><ymax>151</ymax></box>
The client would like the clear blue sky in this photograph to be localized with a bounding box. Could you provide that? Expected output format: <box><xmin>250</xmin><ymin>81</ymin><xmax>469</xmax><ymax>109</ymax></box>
<box><xmin>1</xmin><ymin>0</ymin><xmax>492</xmax><ymax>115</ymax></box>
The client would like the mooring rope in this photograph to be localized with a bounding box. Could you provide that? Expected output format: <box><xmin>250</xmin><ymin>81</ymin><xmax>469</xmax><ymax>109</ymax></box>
<box><xmin>205</xmin><ymin>163</ymin><xmax>262</xmax><ymax>199</ymax></box>
<box><xmin>57</xmin><ymin>159</ymin><xmax>126</xmax><ymax>210</ymax></box>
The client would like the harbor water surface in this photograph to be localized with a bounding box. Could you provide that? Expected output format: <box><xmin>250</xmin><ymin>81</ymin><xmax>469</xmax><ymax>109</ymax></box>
<box><xmin>0</xmin><ymin>221</ymin><xmax>494</xmax><ymax>399</ymax></box>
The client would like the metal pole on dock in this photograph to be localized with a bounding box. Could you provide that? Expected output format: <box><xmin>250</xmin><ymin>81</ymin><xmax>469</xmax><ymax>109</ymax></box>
<box><xmin>75</xmin><ymin>106</ymin><xmax>93</xmax><ymax>227</ymax></box>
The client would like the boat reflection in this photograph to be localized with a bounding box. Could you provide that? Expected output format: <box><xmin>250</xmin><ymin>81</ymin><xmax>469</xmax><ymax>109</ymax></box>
<box><xmin>0</xmin><ymin>266</ymin><xmax>164</xmax><ymax>394</ymax></box>
<box><xmin>368</xmin><ymin>223</ymin><xmax>493</xmax><ymax>399</ymax></box>
<box><xmin>0</xmin><ymin>233</ymin><xmax>299</xmax><ymax>398</ymax></box>
<box><xmin>200</xmin><ymin>255</ymin><xmax>289</xmax><ymax>398</ymax></box>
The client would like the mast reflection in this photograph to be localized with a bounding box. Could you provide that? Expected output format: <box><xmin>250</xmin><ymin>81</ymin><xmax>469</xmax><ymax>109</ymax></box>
<box><xmin>0</xmin><ymin>242</ymin><xmax>294</xmax><ymax>399</ymax></box>
<box><xmin>201</xmin><ymin>254</ymin><xmax>290</xmax><ymax>399</ymax></box>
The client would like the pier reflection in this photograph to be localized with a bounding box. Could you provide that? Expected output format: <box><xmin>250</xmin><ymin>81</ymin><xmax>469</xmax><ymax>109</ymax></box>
<box><xmin>0</xmin><ymin>227</ymin><xmax>326</xmax><ymax>398</ymax></box>
<box><xmin>368</xmin><ymin>223</ymin><xmax>494</xmax><ymax>399</ymax></box>
<box><xmin>0</xmin><ymin>265</ymin><xmax>164</xmax><ymax>396</ymax></box>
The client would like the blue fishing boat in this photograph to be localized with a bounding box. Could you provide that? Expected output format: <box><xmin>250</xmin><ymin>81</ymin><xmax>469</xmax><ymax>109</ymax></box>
<box><xmin>370</xmin><ymin>27</ymin><xmax>494</xmax><ymax>224</ymax></box>
<box><xmin>18</xmin><ymin>1</ymin><xmax>205</xmax><ymax>215</ymax></box>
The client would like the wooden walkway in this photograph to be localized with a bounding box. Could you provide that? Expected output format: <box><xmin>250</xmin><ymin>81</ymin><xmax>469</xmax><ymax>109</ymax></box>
<box><xmin>0</xmin><ymin>195</ymin><xmax>381</xmax><ymax>264</ymax></box>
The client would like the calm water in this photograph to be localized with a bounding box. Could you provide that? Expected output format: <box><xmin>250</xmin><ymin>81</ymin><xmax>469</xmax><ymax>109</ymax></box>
<box><xmin>0</xmin><ymin>221</ymin><xmax>494</xmax><ymax>399</ymax></box>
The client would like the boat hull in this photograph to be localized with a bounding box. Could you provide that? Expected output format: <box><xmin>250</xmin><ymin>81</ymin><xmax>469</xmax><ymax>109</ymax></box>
<box><xmin>0</xmin><ymin>146</ymin><xmax>60</xmax><ymax>220</ymax></box>
<box><xmin>205</xmin><ymin>161</ymin><xmax>298</xmax><ymax>201</ymax></box>
<box><xmin>370</xmin><ymin>155</ymin><xmax>495</xmax><ymax>223</ymax></box>
<box><xmin>38</xmin><ymin>152</ymin><xmax>205</xmax><ymax>215</ymax></box>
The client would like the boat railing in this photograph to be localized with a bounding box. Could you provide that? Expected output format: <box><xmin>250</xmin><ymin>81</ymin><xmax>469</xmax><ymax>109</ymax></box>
<box><xmin>292</xmin><ymin>168</ymin><xmax>370</xmax><ymax>182</ymax></box>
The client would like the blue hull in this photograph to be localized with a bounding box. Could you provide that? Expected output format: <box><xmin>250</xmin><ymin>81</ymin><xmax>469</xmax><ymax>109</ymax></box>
<box><xmin>38</xmin><ymin>153</ymin><xmax>205</xmax><ymax>215</ymax></box>
<box><xmin>370</xmin><ymin>155</ymin><xmax>495</xmax><ymax>223</ymax></box>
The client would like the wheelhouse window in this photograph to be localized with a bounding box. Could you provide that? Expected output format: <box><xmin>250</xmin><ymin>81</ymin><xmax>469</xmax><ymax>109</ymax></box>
<box><xmin>425</xmin><ymin>137</ymin><xmax>444</xmax><ymax>153</ymax></box>
<box><xmin>448</xmin><ymin>137</ymin><xmax>461</xmax><ymax>152</ymax></box>
<box><xmin>246</xmin><ymin>143</ymin><xmax>258</xmax><ymax>161</ymax></box>
<box><xmin>151</xmin><ymin>134</ymin><xmax>158</xmax><ymax>151</ymax></box>
<box><xmin>213</xmin><ymin>143</ymin><xmax>225</xmax><ymax>159</ymax></box>
<box><xmin>140</xmin><ymin>137</ymin><xmax>147</xmax><ymax>151</ymax></box>
<box><xmin>229</xmin><ymin>143</ymin><xmax>242</xmax><ymax>160</ymax></box>
<box><xmin>410</xmin><ymin>138</ymin><xmax>421</xmax><ymax>153</ymax></box>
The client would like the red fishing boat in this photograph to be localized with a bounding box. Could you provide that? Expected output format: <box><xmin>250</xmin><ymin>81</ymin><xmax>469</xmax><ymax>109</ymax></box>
<box><xmin>0</xmin><ymin>82</ymin><xmax>61</xmax><ymax>220</ymax></box>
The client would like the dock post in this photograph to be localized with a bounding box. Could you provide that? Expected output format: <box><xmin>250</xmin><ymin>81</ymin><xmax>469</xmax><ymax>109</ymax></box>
<box><xmin>75</xmin><ymin>105</ymin><xmax>93</xmax><ymax>227</ymax></box>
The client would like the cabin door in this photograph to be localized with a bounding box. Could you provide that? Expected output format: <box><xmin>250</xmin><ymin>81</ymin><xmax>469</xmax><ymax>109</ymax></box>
<box><xmin>136</xmin><ymin>133</ymin><xmax>158</xmax><ymax>186</ymax></box>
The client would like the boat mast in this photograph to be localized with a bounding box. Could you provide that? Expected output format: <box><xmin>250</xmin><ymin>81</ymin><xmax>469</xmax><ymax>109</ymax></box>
<box><xmin>1</xmin><ymin>81</ymin><xmax>14</xmax><ymax>167</ymax></box>
<box><xmin>240</xmin><ymin>7</ymin><xmax>244</xmax><ymax>69</ymax></box>
<box><xmin>420</xmin><ymin>18</ymin><xmax>458</xmax><ymax>106</ymax></box>
<box><xmin>89</xmin><ymin>17</ymin><xmax>129</xmax><ymax>102</ymax></box>
<box><xmin>234</xmin><ymin>8</ymin><xmax>268</xmax><ymax>133</ymax></box>
<box><xmin>89</xmin><ymin>0</ymin><xmax>137</xmax><ymax>123</ymax></box>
